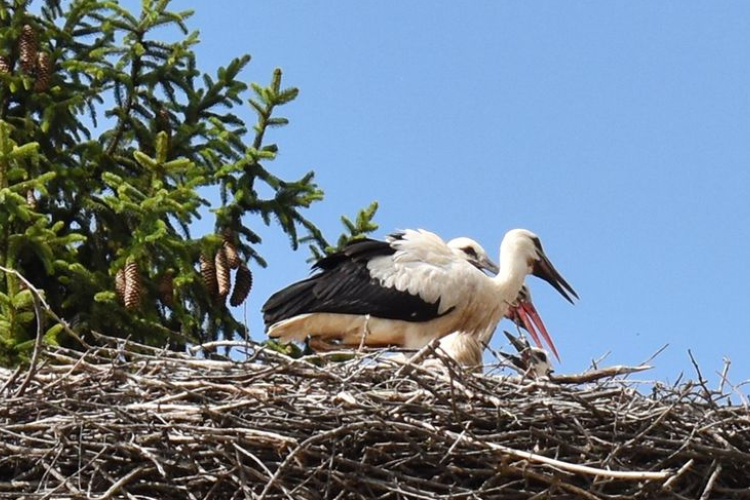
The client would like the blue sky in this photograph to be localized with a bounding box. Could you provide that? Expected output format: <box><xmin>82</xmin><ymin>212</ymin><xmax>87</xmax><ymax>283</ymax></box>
<box><xmin>156</xmin><ymin>1</ymin><xmax>749</xmax><ymax>392</ymax></box>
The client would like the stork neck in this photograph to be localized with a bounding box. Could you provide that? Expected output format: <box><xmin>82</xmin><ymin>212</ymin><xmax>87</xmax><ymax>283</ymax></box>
<box><xmin>494</xmin><ymin>252</ymin><xmax>528</xmax><ymax>298</ymax></box>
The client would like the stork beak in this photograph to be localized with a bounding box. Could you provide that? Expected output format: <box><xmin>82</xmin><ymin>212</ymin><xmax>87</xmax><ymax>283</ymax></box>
<box><xmin>503</xmin><ymin>330</ymin><xmax>529</xmax><ymax>353</ymax></box>
<box><xmin>479</xmin><ymin>256</ymin><xmax>500</xmax><ymax>275</ymax></box>
<box><xmin>513</xmin><ymin>299</ymin><xmax>560</xmax><ymax>361</ymax></box>
<box><xmin>532</xmin><ymin>252</ymin><xmax>579</xmax><ymax>305</ymax></box>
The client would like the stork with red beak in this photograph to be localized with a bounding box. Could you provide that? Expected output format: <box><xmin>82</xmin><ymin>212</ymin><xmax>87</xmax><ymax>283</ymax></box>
<box><xmin>263</xmin><ymin>228</ymin><xmax>578</xmax><ymax>359</ymax></box>
<box><xmin>501</xmin><ymin>284</ymin><xmax>560</xmax><ymax>361</ymax></box>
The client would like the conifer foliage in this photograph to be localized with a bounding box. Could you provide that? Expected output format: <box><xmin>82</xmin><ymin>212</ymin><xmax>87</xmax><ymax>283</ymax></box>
<box><xmin>0</xmin><ymin>0</ymin><xmax>378</xmax><ymax>364</ymax></box>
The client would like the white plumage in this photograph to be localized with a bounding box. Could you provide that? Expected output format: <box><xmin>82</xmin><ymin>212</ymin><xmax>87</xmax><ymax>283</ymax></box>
<box><xmin>263</xmin><ymin>228</ymin><xmax>577</xmax><ymax>366</ymax></box>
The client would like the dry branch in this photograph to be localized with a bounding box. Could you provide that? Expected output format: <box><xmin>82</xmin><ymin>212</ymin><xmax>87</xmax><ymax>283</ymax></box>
<box><xmin>1</xmin><ymin>337</ymin><xmax>749</xmax><ymax>499</ymax></box>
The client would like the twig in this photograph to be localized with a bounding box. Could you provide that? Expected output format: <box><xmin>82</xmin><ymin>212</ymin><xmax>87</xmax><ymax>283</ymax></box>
<box><xmin>93</xmin><ymin>464</ymin><xmax>146</xmax><ymax>500</ymax></box>
<box><xmin>189</xmin><ymin>340</ymin><xmax>257</xmax><ymax>355</ymax></box>
<box><xmin>393</xmin><ymin>339</ymin><xmax>440</xmax><ymax>378</ymax></box>
<box><xmin>641</xmin><ymin>343</ymin><xmax>669</xmax><ymax>366</ymax></box>
<box><xmin>551</xmin><ymin>365</ymin><xmax>652</xmax><ymax>384</ymax></box>
<box><xmin>700</xmin><ymin>462</ymin><xmax>722</xmax><ymax>500</ymax></box>
<box><xmin>689</xmin><ymin>349</ymin><xmax>715</xmax><ymax>406</ymax></box>
<box><xmin>1</xmin><ymin>266</ymin><xmax>45</xmax><ymax>396</ymax></box>
<box><xmin>590</xmin><ymin>350</ymin><xmax>611</xmax><ymax>370</ymax></box>
<box><xmin>662</xmin><ymin>458</ymin><xmax>695</xmax><ymax>491</ymax></box>
<box><xmin>718</xmin><ymin>357</ymin><xmax>731</xmax><ymax>393</ymax></box>
<box><xmin>0</xmin><ymin>365</ymin><xmax>23</xmax><ymax>395</ymax></box>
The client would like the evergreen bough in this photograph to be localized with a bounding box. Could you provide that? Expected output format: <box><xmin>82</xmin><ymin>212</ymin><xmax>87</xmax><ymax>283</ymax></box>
<box><xmin>0</xmin><ymin>0</ymin><xmax>378</xmax><ymax>365</ymax></box>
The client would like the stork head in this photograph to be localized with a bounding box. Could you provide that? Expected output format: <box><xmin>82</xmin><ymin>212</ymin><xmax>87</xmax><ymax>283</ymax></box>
<box><xmin>501</xmin><ymin>330</ymin><xmax>553</xmax><ymax>378</ymax></box>
<box><xmin>447</xmin><ymin>237</ymin><xmax>500</xmax><ymax>274</ymax></box>
<box><xmin>525</xmin><ymin>347</ymin><xmax>552</xmax><ymax>378</ymax></box>
<box><xmin>501</xmin><ymin>229</ymin><xmax>579</xmax><ymax>304</ymax></box>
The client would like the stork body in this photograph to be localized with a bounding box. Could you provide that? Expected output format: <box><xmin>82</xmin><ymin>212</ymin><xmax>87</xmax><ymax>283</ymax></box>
<box><xmin>263</xmin><ymin>228</ymin><xmax>577</xmax><ymax>354</ymax></box>
<box><xmin>264</xmin><ymin>229</ymin><xmax>504</xmax><ymax>348</ymax></box>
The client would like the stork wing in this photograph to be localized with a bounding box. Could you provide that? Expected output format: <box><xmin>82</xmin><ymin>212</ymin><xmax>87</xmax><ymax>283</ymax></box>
<box><xmin>369</xmin><ymin>229</ymin><xmax>477</xmax><ymax>313</ymax></box>
<box><xmin>262</xmin><ymin>231</ymin><xmax>475</xmax><ymax>328</ymax></box>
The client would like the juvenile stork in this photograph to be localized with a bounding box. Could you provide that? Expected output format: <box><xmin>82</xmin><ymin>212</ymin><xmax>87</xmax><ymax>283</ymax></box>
<box><xmin>263</xmin><ymin>228</ymin><xmax>577</xmax><ymax>353</ymax></box>
<box><xmin>500</xmin><ymin>330</ymin><xmax>553</xmax><ymax>378</ymax></box>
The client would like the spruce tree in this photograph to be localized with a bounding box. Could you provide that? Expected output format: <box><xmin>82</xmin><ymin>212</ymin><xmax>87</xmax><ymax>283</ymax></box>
<box><xmin>0</xmin><ymin>0</ymin><xmax>378</xmax><ymax>364</ymax></box>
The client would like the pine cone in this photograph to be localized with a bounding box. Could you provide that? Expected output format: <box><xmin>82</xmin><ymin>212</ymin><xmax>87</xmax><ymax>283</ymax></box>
<box><xmin>222</xmin><ymin>240</ymin><xmax>241</xmax><ymax>269</ymax></box>
<box><xmin>123</xmin><ymin>261</ymin><xmax>141</xmax><ymax>311</ymax></box>
<box><xmin>34</xmin><ymin>52</ymin><xmax>51</xmax><ymax>92</ymax></box>
<box><xmin>0</xmin><ymin>56</ymin><xmax>11</xmax><ymax>74</ymax></box>
<box><xmin>158</xmin><ymin>271</ymin><xmax>175</xmax><ymax>308</ymax></box>
<box><xmin>26</xmin><ymin>189</ymin><xmax>37</xmax><ymax>209</ymax></box>
<box><xmin>230</xmin><ymin>263</ymin><xmax>253</xmax><ymax>307</ymax></box>
<box><xmin>115</xmin><ymin>268</ymin><xmax>126</xmax><ymax>302</ymax></box>
<box><xmin>18</xmin><ymin>24</ymin><xmax>37</xmax><ymax>74</ymax></box>
<box><xmin>156</xmin><ymin>107</ymin><xmax>171</xmax><ymax>134</ymax></box>
<box><xmin>200</xmin><ymin>254</ymin><xmax>218</xmax><ymax>298</ymax></box>
<box><xmin>215</xmin><ymin>249</ymin><xmax>231</xmax><ymax>298</ymax></box>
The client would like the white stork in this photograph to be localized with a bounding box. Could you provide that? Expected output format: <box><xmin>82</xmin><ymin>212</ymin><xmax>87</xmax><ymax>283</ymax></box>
<box><xmin>303</xmin><ymin>235</ymin><xmax>502</xmax><ymax>357</ymax></box>
<box><xmin>263</xmin><ymin>228</ymin><xmax>577</xmax><ymax>356</ymax></box>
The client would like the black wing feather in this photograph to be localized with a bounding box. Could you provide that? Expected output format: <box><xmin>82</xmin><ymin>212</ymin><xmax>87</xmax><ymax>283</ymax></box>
<box><xmin>262</xmin><ymin>237</ymin><xmax>447</xmax><ymax>327</ymax></box>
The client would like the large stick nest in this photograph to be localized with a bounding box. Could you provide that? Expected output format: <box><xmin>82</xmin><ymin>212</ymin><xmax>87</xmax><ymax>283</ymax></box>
<box><xmin>0</xmin><ymin>335</ymin><xmax>749</xmax><ymax>499</ymax></box>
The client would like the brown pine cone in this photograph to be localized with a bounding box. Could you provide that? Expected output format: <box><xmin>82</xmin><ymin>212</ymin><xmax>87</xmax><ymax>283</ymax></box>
<box><xmin>115</xmin><ymin>268</ymin><xmax>126</xmax><ymax>302</ymax></box>
<box><xmin>26</xmin><ymin>189</ymin><xmax>37</xmax><ymax>209</ymax></box>
<box><xmin>0</xmin><ymin>56</ymin><xmax>11</xmax><ymax>74</ymax></box>
<box><xmin>229</xmin><ymin>263</ymin><xmax>253</xmax><ymax>306</ymax></box>
<box><xmin>200</xmin><ymin>254</ymin><xmax>218</xmax><ymax>298</ymax></box>
<box><xmin>156</xmin><ymin>107</ymin><xmax>171</xmax><ymax>133</ymax></box>
<box><xmin>158</xmin><ymin>271</ymin><xmax>175</xmax><ymax>308</ymax></box>
<box><xmin>34</xmin><ymin>52</ymin><xmax>51</xmax><ymax>92</ymax></box>
<box><xmin>222</xmin><ymin>240</ymin><xmax>241</xmax><ymax>269</ymax></box>
<box><xmin>215</xmin><ymin>249</ymin><xmax>230</xmax><ymax>298</ymax></box>
<box><xmin>123</xmin><ymin>261</ymin><xmax>141</xmax><ymax>311</ymax></box>
<box><xmin>18</xmin><ymin>24</ymin><xmax>37</xmax><ymax>74</ymax></box>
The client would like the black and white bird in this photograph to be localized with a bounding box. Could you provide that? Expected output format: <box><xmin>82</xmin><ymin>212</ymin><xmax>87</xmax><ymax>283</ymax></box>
<box><xmin>263</xmin><ymin>228</ymin><xmax>577</xmax><ymax>354</ymax></box>
<box><xmin>301</xmin><ymin>235</ymin><xmax>501</xmax><ymax>354</ymax></box>
<box><xmin>500</xmin><ymin>330</ymin><xmax>553</xmax><ymax>378</ymax></box>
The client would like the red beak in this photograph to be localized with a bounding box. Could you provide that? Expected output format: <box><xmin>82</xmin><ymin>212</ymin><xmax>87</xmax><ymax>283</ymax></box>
<box><xmin>514</xmin><ymin>300</ymin><xmax>560</xmax><ymax>361</ymax></box>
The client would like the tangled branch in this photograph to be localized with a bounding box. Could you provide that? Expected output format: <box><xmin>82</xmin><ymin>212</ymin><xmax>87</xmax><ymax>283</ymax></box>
<box><xmin>1</xmin><ymin>336</ymin><xmax>749</xmax><ymax>499</ymax></box>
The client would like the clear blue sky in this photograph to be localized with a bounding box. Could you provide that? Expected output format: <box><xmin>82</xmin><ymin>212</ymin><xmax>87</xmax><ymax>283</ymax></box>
<box><xmin>156</xmin><ymin>1</ymin><xmax>750</xmax><ymax>392</ymax></box>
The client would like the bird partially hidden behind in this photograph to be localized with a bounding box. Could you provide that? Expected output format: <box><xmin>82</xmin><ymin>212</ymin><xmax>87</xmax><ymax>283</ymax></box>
<box><xmin>263</xmin><ymin>228</ymin><xmax>578</xmax><ymax>366</ymax></box>
<box><xmin>436</xmin><ymin>283</ymin><xmax>557</xmax><ymax>371</ymax></box>
<box><xmin>500</xmin><ymin>330</ymin><xmax>553</xmax><ymax>378</ymax></box>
